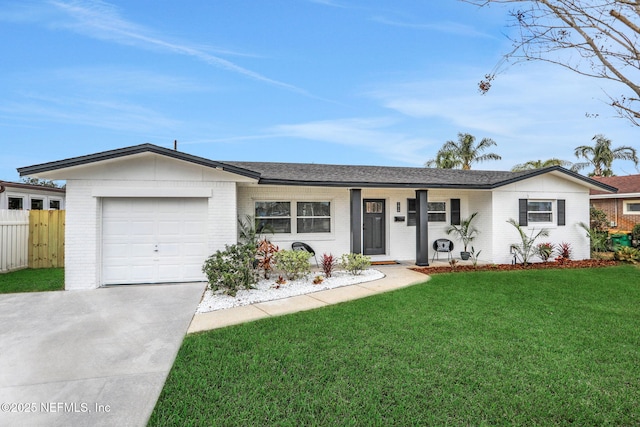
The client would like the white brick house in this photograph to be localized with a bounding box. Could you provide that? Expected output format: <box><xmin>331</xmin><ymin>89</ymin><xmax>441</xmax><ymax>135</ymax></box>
<box><xmin>18</xmin><ymin>144</ymin><xmax>615</xmax><ymax>290</ymax></box>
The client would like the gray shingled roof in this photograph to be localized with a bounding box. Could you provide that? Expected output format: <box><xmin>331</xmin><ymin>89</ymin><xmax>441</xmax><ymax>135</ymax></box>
<box><xmin>17</xmin><ymin>143</ymin><xmax>617</xmax><ymax>192</ymax></box>
<box><xmin>223</xmin><ymin>161</ymin><xmax>537</xmax><ymax>188</ymax></box>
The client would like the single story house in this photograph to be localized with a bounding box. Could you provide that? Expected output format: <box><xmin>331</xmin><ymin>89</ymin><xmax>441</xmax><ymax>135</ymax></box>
<box><xmin>18</xmin><ymin>144</ymin><xmax>616</xmax><ymax>290</ymax></box>
<box><xmin>590</xmin><ymin>174</ymin><xmax>640</xmax><ymax>231</ymax></box>
<box><xmin>0</xmin><ymin>180</ymin><xmax>65</xmax><ymax>211</ymax></box>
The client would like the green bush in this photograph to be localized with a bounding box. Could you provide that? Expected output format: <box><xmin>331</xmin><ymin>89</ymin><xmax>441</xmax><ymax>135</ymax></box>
<box><xmin>614</xmin><ymin>247</ymin><xmax>640</xmax><ymax>264</ymax></box>
<box><xmin>340</xmin><ymin>253</ymin><xmax>371</xmax><ymax>275</ymax></box>
<box><xmin>274</xmin><ymin>250</ymin><xmax>312</xmax><ymax>280</ymax></box>
<box><xmin>202</xmin><ymin>243</ymin><xmax>257</xmax><ymax>296</ymax></box>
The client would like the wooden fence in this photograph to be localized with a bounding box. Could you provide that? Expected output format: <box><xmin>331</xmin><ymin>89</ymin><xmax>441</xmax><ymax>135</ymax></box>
<box><xmin>28</xmin><ymin>210</ymin><xmax>65</xmax><ymax>268</ymax></box>
<box><xmin>0</xmin><ymin>210</ymin><xmax>30</xmax><ymax>273</ymax></box>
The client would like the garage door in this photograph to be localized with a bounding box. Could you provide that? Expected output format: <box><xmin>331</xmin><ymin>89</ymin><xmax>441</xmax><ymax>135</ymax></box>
<box><xmin>102</xmin><ymin>198</ymin><xmax>208</xmax><ymax>285</ymax></box>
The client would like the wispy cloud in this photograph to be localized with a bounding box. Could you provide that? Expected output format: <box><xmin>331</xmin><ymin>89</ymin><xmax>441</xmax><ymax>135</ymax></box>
<box><xmin>268</xmin><ymin>117</ymin><xmax>437</xmax><ymax>165</ymax></box>
<box><xmin>7</xmin><ymin>0</ymin><xmax>310</xmax><ymax>95</ymax></box>
<box><xmin>364</xmin><ymin>65</ymin><xmax>638</xmax><ymax>170</ymax></box>
<box><xmin>307</xmin><ymin>0</ymin><xmax>348</xmax><ymax>8</ymax></box>
<box><xmin>371</xmin><ymin>16</ymin><xmax>494</xmax><ymax>38</ymax></box>
<box><xmin>46</xmin><ymin>66</ymin><xmax>212</xmax><ymax>94</ymax></box>
<box><xmin>0</xmin><ymin>93</ymin><xmax>181</xmax><ymax>133</ymax></box>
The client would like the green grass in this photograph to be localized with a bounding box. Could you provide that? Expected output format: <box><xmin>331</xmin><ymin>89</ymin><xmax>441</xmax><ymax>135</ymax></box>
<box><xmin>150</xmin><ymin>266</ymin><xmax>640</xmax><ymax>426</ymax></box>
<box><xmin>0</xmin><ymin>268</ymin><xmax>64</xmax><ymax>293</ymax></box>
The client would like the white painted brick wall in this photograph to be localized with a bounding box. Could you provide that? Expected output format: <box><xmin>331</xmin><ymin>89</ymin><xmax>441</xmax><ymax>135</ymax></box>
<box><xmin>64</xmin><ymin>181</ymin><xmax>99</xmax><ymax>290</ymax></box>
<box><xmin>64</xmin><ymin>171</ymin><xmax>244</xmax><ymax>289</ymax></box>
<box><xmin>491</xmin><ymin>175</ymin><xmax>591</xmax><ymax>264</ymax></box>
<box><xmin>237</xmin><ymin>185</ymin><xmax>351</xmax><ymax>257</ymax></box>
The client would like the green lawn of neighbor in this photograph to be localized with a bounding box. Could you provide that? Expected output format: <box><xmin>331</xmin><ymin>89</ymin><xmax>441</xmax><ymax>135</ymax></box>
<box><xmin>0</xmin><ymin>268</ymin><xmax>64</xmax><ymax>294</ymax></box>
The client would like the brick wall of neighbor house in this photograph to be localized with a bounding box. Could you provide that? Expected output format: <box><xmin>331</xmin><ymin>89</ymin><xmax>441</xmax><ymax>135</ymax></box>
<box><xmin>491</xmin><ymin>174</ymin><xmax>591</xmax><ymax>264</ymax></box>
<box><xmin>591</xmin><ymin>198</ymin><xmax>640</xmax><ymax>231</ymax></box>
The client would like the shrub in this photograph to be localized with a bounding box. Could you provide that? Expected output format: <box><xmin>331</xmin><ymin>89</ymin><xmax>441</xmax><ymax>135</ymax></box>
<box><xmin>535</xmin><ymin>242</ymin><xmax>555</xmax><ymax>262</ymax></box>
<box><xmin>507</xmin><ymin>218</ymin><xmax>550</xmax><ymax>266</ymax></box>
<box><xmin>340</xmin><ymin>253</ymin><xmax>371</xmax><ymax>275</ymax></box>
<box><xmin>555</xmin><ymin>242</ymin><xmax>572</xmax><ymax>264</ymax></box>
<box><xmin>202</xmin><ymin>243</ymin><xmax>257</xmax><ymax>296</ymax></box>
<box><xmin>321</xmin><ymin>253</ymin><xmax>338</xmax><ymax>278</ymax></box>
<box><xmin>274</xmin><ymin>249</ymin><xmax>311</xmax><ymax>280</ymax></box>
<box><xmin>256</xmin><ymin>239</ymin><xmax>279</xmax><ymax>279</ymax></box>
<box><xmin>578</xmin><ymin>222</ymin><xmax>608</xmax><ymax>254</ymax></box>
<box><xmin>614</xmin><ymin>247</ymin><xmax>640</xmax><ymax>264</ymax></box>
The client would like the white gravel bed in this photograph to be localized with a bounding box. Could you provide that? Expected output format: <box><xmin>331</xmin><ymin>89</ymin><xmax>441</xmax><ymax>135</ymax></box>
<box><xmin>196</xmin><ymin>269</ymin><xmax>385</xmax><ymax>313</ymax></box>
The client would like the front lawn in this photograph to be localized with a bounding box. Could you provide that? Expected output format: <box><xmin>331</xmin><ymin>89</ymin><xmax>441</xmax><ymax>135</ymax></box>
<box><xmin>150</xmin><ymin>266</ymin><xmax>640</xmax><ymax>426</ymax></box>
<box><xmin>0</xmin><ymin>268</ymin><xmax>64</xmax><ymax>294</ymax></box>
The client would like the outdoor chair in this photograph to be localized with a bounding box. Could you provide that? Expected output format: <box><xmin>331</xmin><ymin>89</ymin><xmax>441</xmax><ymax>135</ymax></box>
<box><xmin>432</xmin><ymin>239</ymin><xmax>454</xmax><ymax>263</ymax></box>
<box><xmin>291</xmin><ymin>241</ymin><xmax>319</xmax><ymax>266</ymax></box>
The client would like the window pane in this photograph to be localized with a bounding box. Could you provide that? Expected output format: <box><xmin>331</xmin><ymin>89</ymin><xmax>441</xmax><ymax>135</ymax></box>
<box><xmin>427</xmin><ymin>202</ymin><xmax>446</xmax><ymax>211</ymax></box>
<box><xmin>527</xmin><ymin>201</ymin><xmax>552</xmax><ymax>212</ymax></box>
<box><xmin>257</xmin><ymin>218</ymin><xmax>291</xmax><ymax>233</ymax></box>
<box><xmin>31</xmin><ymin>199</ymin><xmax>44</xmax><ymax>210</ymax></box>
<box><xmin>365</xmin><ymin>201</ymin><xmax>383</xmax><ymax>214</ymax></box>
<box><xmin>297</xmin><ymin>218</ymin><xmax>331</xmax><ymax>233</ymax></box>
<box><xmin>407</xmin><ymin>199</ymin><xmax>416</xmax><ymax>226</ymax></box>
<box><xmin>428</xmin><ymin>213</ymin><xmax>446</xmax><ymax>222</ymax></box>
<box><xmin>297</xmin><ymin>202</ymin><xmax>330</xmax><ymax>216</ymax></box>
<box><xmin>627</xmin><ymin>203</ymin><xmax>640</xmax><ymax>212</ymax></box>
<box><xmin>8</xmin><ymin>197</ymin><xmax>23</xmax><ymax>210</ymax></box>
<box><xmin>255</xmin><ymin>201</ymin><xmax>290</xmax><ymax>217</ymax></box>
<box><xmin>50</xmin><ymin>200</ymin><xmax>61</xmax><ymax>210</ymax></box>
<box><xmin>528</xmin><ymin>212</ymin><xmax>552</xmax><ymax>222</ymax></box>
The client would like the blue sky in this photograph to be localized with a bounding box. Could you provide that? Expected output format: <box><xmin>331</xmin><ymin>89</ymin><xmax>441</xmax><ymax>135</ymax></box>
<box><xmin>1</xmin><ymin>0</ymin><xmax>638</xmax><ymax>182</ymax></box>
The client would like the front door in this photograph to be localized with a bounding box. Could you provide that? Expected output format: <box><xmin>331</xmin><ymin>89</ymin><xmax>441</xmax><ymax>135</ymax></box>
<box><xmin>363</xmin><ymin>199</ymin><xmax>385</xmax><ymax>255</ymax></box>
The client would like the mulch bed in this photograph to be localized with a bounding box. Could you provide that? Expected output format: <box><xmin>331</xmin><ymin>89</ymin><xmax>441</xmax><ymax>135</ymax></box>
<box><xmin>411</xmin><ymin>259</ymin><xmax>621</xmax><ymax>275</ymax></box>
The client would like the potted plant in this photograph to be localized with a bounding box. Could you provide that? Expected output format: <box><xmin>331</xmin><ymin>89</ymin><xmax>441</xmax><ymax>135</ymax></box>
<box><xmin>445</xmin><ymin>212</ymin><xmax>479</xmax><ymax>260</ymax></box>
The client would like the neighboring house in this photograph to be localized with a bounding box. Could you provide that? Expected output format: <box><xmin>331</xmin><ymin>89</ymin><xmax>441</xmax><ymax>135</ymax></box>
<box><xmin>0</xmin><ymin>180</ymin><xmax>65</xmax><ymax>211</ymax></box>
<box><xmin>590</xmin><ymin>174</ymin><xmax>640</xmax><ymax>231</ymax></box>
<box><xmin>18</xmin><ymin>144</ymin><xmax>615</xmax><ymax>290</ymax></box>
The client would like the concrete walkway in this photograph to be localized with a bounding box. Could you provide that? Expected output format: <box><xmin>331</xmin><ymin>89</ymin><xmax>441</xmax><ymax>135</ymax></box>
<box><xmin>189</xmin><ymin>264</ymin><xmax>429</xmax><ymax>333</ymax></box>
<box><xmin>0</xmin><ymin>282</ymin><xmax>206</xmax><ymax>427</ymax></box>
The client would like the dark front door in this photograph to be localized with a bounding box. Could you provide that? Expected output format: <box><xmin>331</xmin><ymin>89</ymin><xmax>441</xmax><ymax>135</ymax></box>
<box><xmin>363</xmin><ymin>199</ymin><xmax>385</xmax><ymax>255</ymax></box>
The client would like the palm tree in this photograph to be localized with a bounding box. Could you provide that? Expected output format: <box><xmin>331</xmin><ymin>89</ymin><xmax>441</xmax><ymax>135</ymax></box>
<box><xmin>511</xmin><ymin>158</ymin><xmax>572</xmax><ymax>172</ymax></box>
<box><xmin>572</xmin><ymin>134</ymin><xmax>638</xmax><ymax>177</ymax></box>
<box><xmin>425</xmin><ymin>133</ymin><xmax>501</xmax><ymax>170</ymax></box>
<box><xmin>425</xmin><ymin>149</ymin><xmax>458</xmax><ymax>169</ymax></box>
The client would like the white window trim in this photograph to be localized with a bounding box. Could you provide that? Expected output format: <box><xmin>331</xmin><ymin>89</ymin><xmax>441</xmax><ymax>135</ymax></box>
<box><xmin>49</xmin><ymin>198</ymin><xmax>63</xmax><ymax>210</ymax></box>
<box><xmin>7</xmin><ymin>194</ymin><xmax>25</xmax><ymax>210</ymax></box>
<box><xmin>623</xmin><ymin>199</ymin><xmax>640</xmax><ymax>215</ymax></box>
<box><xmin>527</xmin><ymin>200</ymin><xmax>554</xmax><ymax>225</ymax></box>
<box><xmin>254</xmin><ymin>199</ymin><xmax>334</xmax><ymax>236</ymax></box>
<box><xmin>407</xmin><ymin>199</ymin><xmax>447</xmax><ymax>226</ymax></box>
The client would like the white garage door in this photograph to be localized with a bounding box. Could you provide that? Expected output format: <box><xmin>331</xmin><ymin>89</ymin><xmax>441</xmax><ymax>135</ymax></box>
<box><xmin>102</xmin><ymin>198</ymin><xmax>208</xmax><ymax>285</ymax></box>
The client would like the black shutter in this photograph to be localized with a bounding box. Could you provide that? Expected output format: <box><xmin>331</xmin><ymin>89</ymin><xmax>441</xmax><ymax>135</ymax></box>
<box><xmin>557</xmin><ymin>199</ymin><xmax>566</xmax><ymax>226</ymax></box>
<box><xmin>451</xmin><ymin>198</ymin><xmax>461</xmax><ymax>225</ymax></box>
<box><xmin>519</xmin><ymin>199</ymin><xmax>528</xmax><ymax>226</ymax></box>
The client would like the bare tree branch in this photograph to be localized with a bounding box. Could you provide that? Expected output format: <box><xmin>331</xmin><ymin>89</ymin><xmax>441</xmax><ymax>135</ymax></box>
<box><xmin>463</xmin><ymin>0</ymin><xmax>640</xmax><ymax>125</ymax></box>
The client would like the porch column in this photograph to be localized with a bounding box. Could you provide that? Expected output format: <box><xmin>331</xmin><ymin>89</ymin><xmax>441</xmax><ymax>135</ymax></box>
<box><xmin>350</xmin><ymin>189</ymin><xmax>362</xmax><ymax>254</ymax></box>
<box><xmin>415</xmin><ymin>189</ymin><xmax>429</xmax><ymax>266</ymax></box>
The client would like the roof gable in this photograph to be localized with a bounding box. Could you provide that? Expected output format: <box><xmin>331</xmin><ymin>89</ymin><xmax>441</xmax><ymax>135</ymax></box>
<box><xmin>17</xmin><ymin>144</ymin><xmax>261</xmax><ymax>180</ymax></box>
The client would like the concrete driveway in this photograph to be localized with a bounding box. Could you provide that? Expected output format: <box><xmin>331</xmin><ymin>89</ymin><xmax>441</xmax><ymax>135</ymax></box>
<box><xmin>0</xmin><ymin>282</ymin><xmax>206</xmax><ymax>427</ymax></box>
